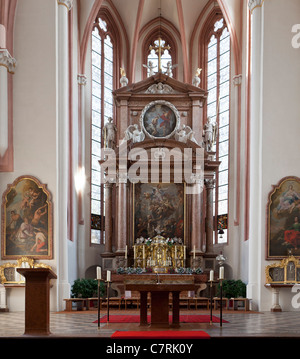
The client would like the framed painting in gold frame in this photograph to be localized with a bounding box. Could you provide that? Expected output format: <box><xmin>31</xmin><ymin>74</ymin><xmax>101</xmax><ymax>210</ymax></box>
<box><xmin>266</xmin><ymin>176</ymin><xmax>300</xmax><ymax>259</ymax></box>
<box><xmin>133</xmin><ymin>182</ymin><xmax>185</xmax><ymax>243</ymax></box>
<box><xmin>1</xmin><ymin>175</ymin><xmax>53</xmax><ymax>260</ymax></box>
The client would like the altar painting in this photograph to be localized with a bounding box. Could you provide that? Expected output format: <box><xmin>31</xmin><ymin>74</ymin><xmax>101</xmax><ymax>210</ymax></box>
<box><xmin>267</xmin><ymin>177</ymin><xmax>300</xmax><ymax>259</ymax></box>
<box><xmin>134</xmin><ymin>183</ymin><xmax>185</xmax><ymax>242</ymax></box>
<box><xmin>1</xmin><ymin>176</ymin><xmax>53</xmax><ymax>260</ymax></box>
<box><xmin>142</xmin><ymin>102</ymin><xmax>179</xmax><ymax>139</ymax></box>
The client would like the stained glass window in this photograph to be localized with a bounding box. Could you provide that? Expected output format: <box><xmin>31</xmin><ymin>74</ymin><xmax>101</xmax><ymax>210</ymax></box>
<box><xmin>206</xmin><ymin>18</ymin><xmax>230</xmax><ymax>244</ymax></box>
<box><xmin>91</xmin><ymin>18</ymin><xmax>114</xmax><ymax>244</ymax></box>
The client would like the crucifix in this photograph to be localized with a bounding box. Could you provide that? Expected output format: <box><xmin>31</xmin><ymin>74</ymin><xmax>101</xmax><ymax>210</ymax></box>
<box><xmin>149</xmin><ymin>37</ymin><xmax>170</xmax><ymax>73</ymax></box>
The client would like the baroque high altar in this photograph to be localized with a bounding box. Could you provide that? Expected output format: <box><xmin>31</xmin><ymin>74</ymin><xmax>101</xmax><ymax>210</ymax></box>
<box><xmin>100</xmin><ymin>68</ymin><xmax>220</xmax><ymax>275</ymax></box>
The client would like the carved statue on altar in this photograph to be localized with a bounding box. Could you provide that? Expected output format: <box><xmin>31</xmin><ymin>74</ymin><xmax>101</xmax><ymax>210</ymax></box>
<box><xmin>175</xmin><ymin>124</ymin><xmax>198</xmax><ymax>144</ymax></box>
<box><xmin>163</xmin><ymin>61</ymin><xmax>178</xmax><ymax>78</ymax></box>
<box><xmin>123</xmin><ymin>124</ymin><xmax>145</xmax><ymax>143</ymax></box>
<box><xmin>143</xmin><ymin>61</ymin><xmax>157</xmax><ymax>76</ymax></box>
<box><xmin>120</xmin><ymin>67</ymin><xmax>128</xmax><ymax>87</ymax></box>
<box><xmin>203</xmin><ymin>117</ymin><xmax>218</xmax><ymax>152</ymax></box>
<box><xmin>192</xmin><ymin>68</ymin><xmax>202</xmax><ymax>87</ymax></box>
<box><xmin>103</xmin><ymin>117</ymin><xmax>117</xmax><ymax>149</ymax></box>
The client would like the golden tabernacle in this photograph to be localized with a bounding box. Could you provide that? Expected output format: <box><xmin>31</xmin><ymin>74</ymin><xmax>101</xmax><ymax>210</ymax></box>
<box><xmin>133</xmin><ymin>234</ymin><xmax>186</xmax><ymax>273</ymax></box>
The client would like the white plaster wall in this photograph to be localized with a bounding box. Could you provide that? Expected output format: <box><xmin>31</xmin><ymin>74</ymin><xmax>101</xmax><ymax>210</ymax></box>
<box><xmin>0</xmin><ymin>0</ymin><xmax>58</xmax><ymax>311</ymax></box>
<box><xmin>259</xmin><ymin>0</ymin><xmax>300</xmax><ymax>311</ymax></box>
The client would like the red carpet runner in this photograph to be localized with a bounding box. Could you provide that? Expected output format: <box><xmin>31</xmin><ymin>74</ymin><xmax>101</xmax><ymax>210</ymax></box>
<box><xmin>111</xmin><ymin>330</ymin><xmax>210</xmax><ymax>339</ymax></box>
<box><xmin>94</xmin><ymin>314</ymin><xmax>227</xmax><ymax>323</ymax></box>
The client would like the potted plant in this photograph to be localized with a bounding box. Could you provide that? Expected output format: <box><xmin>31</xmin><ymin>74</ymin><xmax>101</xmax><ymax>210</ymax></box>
<box><xmin>71</xmin><ymin>278</ymin><xmax>104</xmax><ymax>310</ymax></box>
<box><xmin>217</xmin><ymin>279</ymin><xmax>246</xmax><ymax>299</ymax></box>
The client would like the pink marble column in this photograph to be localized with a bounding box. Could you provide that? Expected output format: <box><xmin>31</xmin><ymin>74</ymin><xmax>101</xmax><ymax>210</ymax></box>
<box><xmin>205</xmin><ymin>179</ymin><xmax>215</xmax><ymax>254</ymax></box>
<box><xmin>116</xmin><ymin>172</ymin><xmax>127</xmax><ymax>254</ymax></box>
<box><xmin>104</xmin><ymin>182</ymin><xmax>113</xmax><ymax>254</ymax></box>
<box><xmin>190</xmin><ymin>182</ymin><xmax>202</xmax><ymax>255</ymax></box>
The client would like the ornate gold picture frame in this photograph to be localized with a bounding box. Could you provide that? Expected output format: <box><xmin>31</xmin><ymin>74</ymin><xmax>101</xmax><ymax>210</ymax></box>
<box><xmin>266</xmin><ymin>176</ymin><xmax>300</xmax><ymax>259</ymax></box>
<box><xmin>1</xmin><ymin>175</ymin><xmax>53</xmax><ymax>260</ymax></box>
<box><xmin>265</xmin><ymin>256</ymin><xmax>300</xmax><ymax>284</ymax></box>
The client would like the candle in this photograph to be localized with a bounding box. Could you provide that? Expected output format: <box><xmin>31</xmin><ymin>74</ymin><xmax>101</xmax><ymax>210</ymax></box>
<box><xmin>210</xmin><ymin>270</ymin><xmax>214</xmax><ymax>281</ymax></box>
<box><xmin>193</xmin><ymin>245</ymin><xmax>196</xmax><ymax>259</ymax></box>
<box><xmin>219</xmin><ymin>266</ymin><xmax>224</xmax><ymax>279</ymax></box>
<box><xmin>96</xmin><ymin>266</ymin><xmax>102</xmax><ymax>280</ymax></box>
<box><xmin>143</xmin><ymin>246</ymin><xmax>145</xmax><ymax>259</ymax></box>
<box><xmin>183</xmin><ymin>245</ymin><xmax>186</xmax><ymax>260</ymax></box>
<box><xmin>125</xmin><ymin>245</ymin><xmax>127</xmax><ymax>259</ymax></box>
<box><xmin>107</xmin><ymin>270</ymin><xmax>111</xmax><ymax>282</ymax></box>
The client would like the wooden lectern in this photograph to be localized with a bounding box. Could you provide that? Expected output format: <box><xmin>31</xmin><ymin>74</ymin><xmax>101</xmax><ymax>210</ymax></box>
<box><xmin>17</xmin><ymin>268</ymin><xmax>57</xmax><ymax>335</ymax></box>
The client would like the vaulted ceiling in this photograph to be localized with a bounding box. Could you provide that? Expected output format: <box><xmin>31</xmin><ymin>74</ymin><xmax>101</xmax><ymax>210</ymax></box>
<box><xmin>79</xmin><ymin>0</ymin><xmax>242</xmax><ymax>80</ymax></box>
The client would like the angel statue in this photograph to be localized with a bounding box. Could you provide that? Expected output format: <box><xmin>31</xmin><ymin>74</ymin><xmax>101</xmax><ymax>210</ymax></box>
<box><xmin>174</xmin><ymin>124</ymin><xmax>198</xmax><ymax>144</ymax></box>
<box><xmin>143</xmin><ymin>61</ymin><xmax>157</xmax><ymax>76</ymax></box>
<box><xmin>103</xmin><ymin>117</ymin><xmax>117</xmax><ymax>149</ymax></box>
<box><xmin>192</xmin><ymin>68</ymin><xmax>202</xmax><ymax>87</ymax></box>
<box><xmin>120</xmin><ymin>67</ymin><xmax>128</xmax><ymax>87</ymax></box>
<box><xmin>163</xmin><ymin>61</ymin><xmax>178</xmax><ymax>78</ymax></box>
<box><xmin>123</xmin><ymin>124</ymin><xmax>145</xmax><ymax>143</ymax></box>
<box><xmin>203</xmin><ymin>117</ymin><xmax>218</xmax><ymax>152</ymax></box>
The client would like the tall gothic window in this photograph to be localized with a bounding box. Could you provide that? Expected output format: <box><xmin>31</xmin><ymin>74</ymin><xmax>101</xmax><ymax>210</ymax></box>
<box><xmin>91</xmin><ymin>18</ymin><xmax>114</xmax><ymax>244</ymax></box>
<box><xmin>206</xmin><ymin>17</ymin><xmax>230</xmax><ymax>244</ymax></box>
<box><xmin>146</xmin><ymin>37</ymin><xmax>172</xmax><ymax>77</ymax></box>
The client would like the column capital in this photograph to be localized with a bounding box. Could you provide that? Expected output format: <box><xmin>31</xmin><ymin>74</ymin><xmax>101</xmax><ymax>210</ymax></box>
<box><xmin>248</xmin><ymin>0</ymin><xmax>264</xmax><ymax>13</ymax></box>
<box><xmin>204</xmin><ymin>178</ymin><xmax>215</xmax><ymax>189</ymax></box>
<box><xmin>77</xmin><ymin>74</ymin><xmax>87</xmax><ymax>86</ymax></box>
<box><xmin>233</xmin><ymin>74</ymin><xmax>242</xmax><ymax>86</ymax></box>
<box><xmin>57</xmin><ymin>0</ymin><xmax>73</xmax><ymax>11</ymax></box>
<box><xmin>0</xmin><ymin>49</ymin><xmax>16</xmax><ymax>74</ymax></box>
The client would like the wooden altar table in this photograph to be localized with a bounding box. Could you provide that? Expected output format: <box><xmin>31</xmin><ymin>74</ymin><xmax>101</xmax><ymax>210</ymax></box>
<box><xmin>125</xmin><ymin>279</ymin><xmax>195</xmax><ymax>328</ymax></box>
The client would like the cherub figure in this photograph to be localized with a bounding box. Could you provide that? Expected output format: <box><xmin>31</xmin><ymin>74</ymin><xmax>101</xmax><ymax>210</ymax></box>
<box><xmin>143</xmin><ymin>61</ymin><xmax>157</xmax><ymax>76</ymax></box>
<box><xmin>123</xmin><ymin>124</ymin><xmax>145</xmax><ymax>143</ymax></box>
<box><xmin>163</xmin><ymin>61</ymin><xmax>178</xmax><ymax>77</ymax></box>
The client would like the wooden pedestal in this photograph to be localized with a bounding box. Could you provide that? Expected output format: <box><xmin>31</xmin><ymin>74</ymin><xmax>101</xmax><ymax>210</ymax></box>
<box><xmin>17</xmin><ymin>268</ymin><xmax>57</xmax><ymax>335</ymax></box>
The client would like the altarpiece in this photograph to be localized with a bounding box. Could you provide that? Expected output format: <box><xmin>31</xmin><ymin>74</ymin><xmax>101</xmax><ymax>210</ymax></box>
<box><xmin>99</xmin><ymin>71</ymin><xmax>220</xmax><ymax>276</ymax></box>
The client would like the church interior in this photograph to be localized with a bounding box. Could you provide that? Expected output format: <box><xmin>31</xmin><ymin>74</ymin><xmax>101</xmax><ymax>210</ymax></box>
<box><xmin>0</xmin><ymin>0</ymin><xmax>300</xmax><ymax>343</ymax></box>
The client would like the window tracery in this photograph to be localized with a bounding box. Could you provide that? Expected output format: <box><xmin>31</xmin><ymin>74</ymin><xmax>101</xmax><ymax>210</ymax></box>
<box><xmin>205</xmin><ymin>17</ymin><xmax>230</xmax><ymax>244</ymax></box>
<box><xmin>91</xmin><ymin>17</ymin><xmax>114</xmax><ymax>244</ymax></box>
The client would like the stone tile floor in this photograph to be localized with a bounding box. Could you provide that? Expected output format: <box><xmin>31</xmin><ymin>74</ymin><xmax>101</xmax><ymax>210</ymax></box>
<box><xmin>1</xmin><ymin>309</ymin><xmax>300</xmax><ymax>338</ymax></box>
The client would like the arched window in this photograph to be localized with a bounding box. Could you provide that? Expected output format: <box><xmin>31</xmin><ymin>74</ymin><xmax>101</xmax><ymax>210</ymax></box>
<box><xmin>146</xmin><ymin>37</ymin><xmax>172</xmax><ymax>76</ymax></box>
<box><xmin>142</xmin><ymin>29</ymin><xmax>177</xmax><ymax>79</ymax></box>
<box><xmin>206</xmin><ymin>17</ymin><xmax>230</xmax><ymax>244</ymax></box>
<box><xmin>91</xmin><ymin>17</ymin><xmax>114</xmax><ymax>244</ymax></box>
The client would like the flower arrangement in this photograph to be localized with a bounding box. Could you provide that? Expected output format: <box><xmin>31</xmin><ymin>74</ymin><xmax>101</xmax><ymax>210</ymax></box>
<box><xmin>176</xmin><ymin>267</ymin><xmax>185</xmax><ymax>274</ymax></box>
<box><xmin>145</xmin><ymin>267</ymin><xmax>153</xmax><ymax>273</ymax></box>
<box><xmin>166</xmin><ymin>238</ymin><xmax>173</xmax><ymax>246</ymax></box>
<box><xmin>135</xmin><ymin>267</ymin><xmax>143</xmax><ymax>274</ymax></box>
<box><xmin>167</xmin><ymin>267</ymin><xmax>176</xmax><ymax>274</ymax></box>
<box><xmin>126</xmin><ymin>267</ymin><xmax>136</xmax><ymax>274</ymax></box>
<box><xmin>117</xmin><ymin>267</ymin><xmax>126</xmax><ymax>274</ymax></box>
<box><xmin>185</xmin><ymin>267</ymin><xmax>193</xmax><ymax>274</ymax></box>
<box><xmin>194</xmin><ymin>267</ymin><xmax>203</xmax><ymax>274</ymax></box>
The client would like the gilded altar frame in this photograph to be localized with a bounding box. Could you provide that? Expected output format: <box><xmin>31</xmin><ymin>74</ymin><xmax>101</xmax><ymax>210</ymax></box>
<box><xmin>0</xmin><ymin>256</ymin><xmax>52</xmax><ymax>284</ymax></box>
<box><xmin>265</xmin><ymin>256</ymin><xmax>300</xmax><ymax>284</ymax></box>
